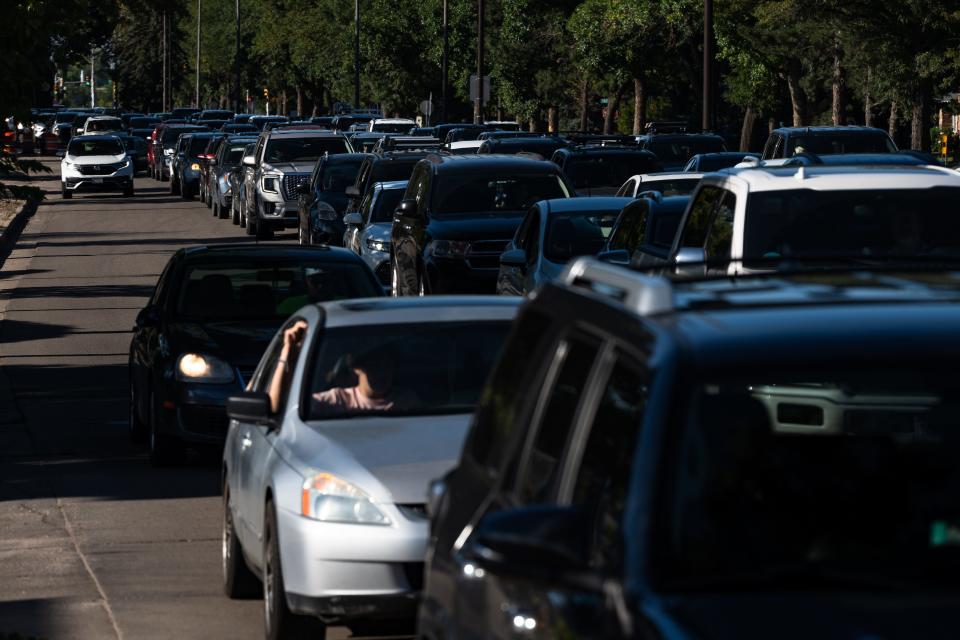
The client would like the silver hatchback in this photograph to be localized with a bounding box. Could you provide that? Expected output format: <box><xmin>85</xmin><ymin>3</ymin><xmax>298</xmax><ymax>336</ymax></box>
<box><xmin>222</xmin><ymin>296</ymin><xmax>520</xmax><ymax>638</ymax></box>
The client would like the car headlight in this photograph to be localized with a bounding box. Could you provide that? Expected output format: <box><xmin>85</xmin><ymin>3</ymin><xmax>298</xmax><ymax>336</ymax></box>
<box><xmin>190</xmin><ymin>162</ymin><xmax>200</xmax><ymax>171</ymax></box>
<box><xmin>262</xmin><ymin>175</ymin><xmax>280</xmax><ymax>193</ymax></box>
<box><xmin>428</xmin><ymin>239</ymin><xmax>470</xmax><ymax>258</ymax></box>
<box><xmin>365</xmin><ymin>237</ymin><xmax>391</xmax><ymax>253</ymax></box>
<box><xmin>63</xmin><ymin>160</ymin><xmax>76</xmax><ymax>169</ymax></box>
<box><xmin>301</xmin><ymin>472</ymin><xmax>391</xmax><ymax>525</ymax></box>
<box><xmin>176</xmin><ymin>353</ymin><xmax>235</xmax><ymax>383</ymax></box>
<box><xmin>164</xmin><ymin>148</ymin><xmax>174</xmax><ymax>156</ymax></box>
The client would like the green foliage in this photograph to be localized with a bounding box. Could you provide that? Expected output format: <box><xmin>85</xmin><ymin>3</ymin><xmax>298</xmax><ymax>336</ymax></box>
<box><xmin>0</xmin><ymin>157</ymin><xmax>50</xmax><ymax>202</ymax></box>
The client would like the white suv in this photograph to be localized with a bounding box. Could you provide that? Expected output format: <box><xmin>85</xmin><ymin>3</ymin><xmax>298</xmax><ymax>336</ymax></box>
<box><xmin>61</xmin><ymin>134</ymin><xmax>134</xmax><ymax>199</ymax></box>
<box><xmin>648</xmin><ymin>163</ymin><xmax>960</xmax><ymax>275</ymax></box>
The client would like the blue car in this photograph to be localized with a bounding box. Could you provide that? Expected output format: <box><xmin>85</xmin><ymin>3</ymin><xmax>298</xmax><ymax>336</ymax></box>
<box><xmin>496</xmin><ymin>196</ymin><xmax>632</xmax><ymax>296</ymax></box>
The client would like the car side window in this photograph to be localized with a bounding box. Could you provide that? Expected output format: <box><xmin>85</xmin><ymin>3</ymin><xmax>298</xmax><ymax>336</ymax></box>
<box><xmin>151</xmin><ymin>258</ymin><xmax>176</xmax><ymax>308</ymax></box>
<box><xmin>704</xmin><ymin>190</ymin><xmax>736</xmax><ymax>265</ymax></box>
<box><xmin>524</xmin><ymin>211</ymin><xmax>540</xmax><ymax>264</ymax></box>
<box><xmin>569</xmin><ymin>352</ymin><xmax>648</xmax><ymax>572</ymax></box>
<box><xmin>615</xmin><ymin>178</ymin><xmax>634</xmax><ymax>198</ymax></box>
<box><xmin>360</xmin><ymin>191</ymin><xmax>375</xmax><ymax>224</ymax></box>
<box><xmin>609</xmin><ymin>200</ymin><xmax>647</xmax><ymax>252</ymax></box>
<box><xmin>466</xmin><ymin>309</ymin><xmax>553</xmax><ymax>477</ymax></box>
<box><xmin>310</xmin><ymin>159</ymin><xmax>325</xmax><ymax>190</ymax></box>
<box><xmin>252</xmin><ymin>318</ymin><xmax>309</xmax><ymax>412</ymax></box>
<box><xmin>679</xmin><ymin>185</ymin><xmax>723</xmax><ymax>248</ymax></box>
<box><xmin>773</xmin><ymin>135</ymin><xmax>785</xmax><ymax>159</ymax></box>
<box><xmin>516</xmin><ymin>333</ymin><xmax>601</xmax><ymax>504</ymax></box>
<box><xmin>514</xmin><ymin>207</ymin><xmax>535</xmax><ymax>251</ymax></box>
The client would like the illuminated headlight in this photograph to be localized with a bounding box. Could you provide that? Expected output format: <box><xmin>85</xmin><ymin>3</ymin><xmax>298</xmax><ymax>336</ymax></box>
<box><xmin>365</xmin><ymin>237</ymin><xmax>391</xmax><ymax>253</ymax></box>
<box><xmin>176</xmin><ymin>353</ymin><xmax>235</xmax><ymax>383</ymax></box>
<box><xmin>301</xmin><ymin>473</ymin><xmax>391</xmax><ymax>525</ymax></box>
<box><xmin>427</xmin><ymin>239</ymin><xmax>470</xmax><ymax>258</ymax></box>
<box><xmin>190</xmin><ymin>162</ymin><xmax>200</xmax><ymax>171</ymax></box>
<box><xmin>261</xmin><ymin>175</ymin><xmax>280</xmax><ymax>193</ymax></box>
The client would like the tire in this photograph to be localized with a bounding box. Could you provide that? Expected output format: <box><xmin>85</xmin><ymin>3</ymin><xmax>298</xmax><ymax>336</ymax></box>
<box><xmin>298</xmin><ymin>225</ymin><xmax>307</xmax><ymax>246</ymax></box>
<box><xmin>212</xmin><ymin>201</ymin><xmax>219</xmax><ymax>218</ymax></box>
<box><xmin>218</xmin><ymin>200</ymin><xmax>229</xmax><ymax>220</ymax></box>
<box><xmin>205</xmin><ymin>186</ymin><xmax>213</xmax><ymax>208</ymax></box>
<box><xmin>256</xmin><ymin>223</ymin><xmax>273</xmax><ymax>240</ymax></box>
<box><xmin>180</xmin><ymin>185</ymin><xmax>192</xmax><ymax>200</ymax></box>
<box><xmin>61</xmin><ymin>183</ymin><xmax>72</xmax><ymax>199</ymax></box>
<box><xmin>170</xmin><ymin>176</ymin><xmax>180</xmax><ymax>195</ymax></box>
<box><xmin>263</xmin><ymin>503</ymin><xmax>326</xmax><ymax>640</ymax></box>
<box><xmin>148</xmin><ymin>393</ymin><xmax>184</xmax><ymax>467</ymax></box>
<box><xmin>245</xmin><ymin>215</ymin><xmax>256</xmax><ymax>235</ymax></box>
<box><xmin>124</xmin><ymin>186</ymin><xmax>134</xmax><ymax>197</ymax></box>
<box><xmin>223</xmin><ymin>482</ymin><xmax>260</xmax><ymax>599</ymax></box>
<box><xmin>232</xmin><ymin>200</ymin><xmax>240</xmax><ymax>225</ymax></box>
<box><xmin>128</xmin><ymin>381</ymin><xmax>146</xmax><ymax>444</ymax></box>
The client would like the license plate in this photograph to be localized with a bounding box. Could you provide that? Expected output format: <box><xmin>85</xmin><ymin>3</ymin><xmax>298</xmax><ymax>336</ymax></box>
<box><xmin>93</xmin><ymin>178</ymin><xmax>103</xmax><ymax>184</ymax></box>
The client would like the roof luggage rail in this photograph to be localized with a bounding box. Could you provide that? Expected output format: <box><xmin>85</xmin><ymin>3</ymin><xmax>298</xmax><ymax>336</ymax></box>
<box><xmin>560</xmin><ymin>257</ymin><xmax>674</xmax><ymax>316</ymax></box>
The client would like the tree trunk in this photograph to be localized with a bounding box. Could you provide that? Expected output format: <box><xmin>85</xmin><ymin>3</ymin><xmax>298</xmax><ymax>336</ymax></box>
<box><xmin>769</xmin><ymin>117</ymin><xmax>776</xmax><ymax>136</ymax></box>
<box><xmin>863</xmin><ymin>67</ymin><xmax>873</xmax><ymax>127</ymax></box>
<box><xmin>547</xmin><ymin>106</ymin><xmax>558</xmax><ymax>133</ymax></box>
<box><xmin>579</xmin><ymin>77</ymin><xmax>589</xmax><ymax>131</ymax></box>
<box><xmin>296</xmin><ymin>84</ymin><xmax>303</xmax><ymax>118</ymax></box>
<box><xmin>786</xmin><ymin>65</ymin><xmax>806</xmax><ymax>127</ymax></box>
<box><xmin>632</xmin><ymin>76</ymin><xmax>647</xmax><ymax>135</ymax></box>
<box><xmin>831</xmin><ymin>36</ymin><xmax>845</xmax><ymax>126</ymax></box>
<box><xmin>280</xmin><ymin>89</ymin><xmax>288</xmax><ymax>117</ymax></box>
<box><xmin>911</xmin><ymin>92</ymin><xmax>928</xmax><ymax>151</ymax></box>
<box><xmin>740</xmin><ymin>107</ymin><xmax>756</xmax><ymax>152</ymax></box>
<box><xmin>603</xmin><ymin>82</ymin><xmax>628</xmax><ymax>134</ymax></box>
<box><xmin>889</xmin><ymin>100</ymin><xmax>898</xmax><ymax>144</ymax></box>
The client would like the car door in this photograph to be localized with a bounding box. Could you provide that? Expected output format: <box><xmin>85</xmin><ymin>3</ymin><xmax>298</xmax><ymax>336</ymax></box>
<box><xmin>499</xmin><ymin>206</ymin><xmax>537</xmax><ymax>296</ymax></box>
<box><xmin>671</xmin><ymin>184</ymin><xmax>724</xmax><ymax>275</ymax></box>
<box><xmin>453</xmin><ymin>331</ymin><xmax>604</xmax><ymax>639</ymax></box>
<box><xmin>131</xmin><ymin>255</ymin><xmax>177</xmax><ymax>423</ymax></box>
<box><xmin>393</xmin><ymin>164</ymin><xmax>428</xmax><ymax>295</ymax></box>
<box><xmin>348</xmin><ymin>188</ymin><xmax>374</xmax><ymax>252</ymax></box>
<box><xmin>704</xmin><ymin>189</ymin><xmax>737</xmax><ymax>275</ymax></box>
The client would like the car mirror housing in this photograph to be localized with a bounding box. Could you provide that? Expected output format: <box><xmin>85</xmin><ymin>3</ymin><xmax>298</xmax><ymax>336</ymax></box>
<box><xmin>134</xmin><ymin>305</ymin><xmax>160</xmax><ymax>328</ymax></box>
<box><xmin>242</xmin><ymin>154</ymin><xmax>256</xmax><ymax>167</ymax></box>
<box><xmin>226</xmin><ymin>391</ymin><xmax>273</xmax><ymax>424</ymax></box>
<box><xmin>499</xmin><ymin>248</ymin><xmax>527</xmax><ymax>267</ymax></box>
<box><xmin>344</xmin><ymin>185</ymin><xmax>361</xmax><ymax>199</ymax></box>
<box><xmin>343</xmin><ymin>212</ymin><xmax>363</xmax><ymax>227</ymax></box>
<box><xmin>595</xmin><ymin>249</ymin><xmax>631</xmax><ymax>265</ymax></box>
<box><xmin>396</xmin><ymin>198</ymin><xmax>417</xmax><ymax>217</ymax></box>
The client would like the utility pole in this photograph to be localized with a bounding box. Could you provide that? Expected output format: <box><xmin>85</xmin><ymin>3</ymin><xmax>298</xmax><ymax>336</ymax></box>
<box><xmin>162</xmin><ymin>11</ymin><xmax>167</xmax><ymax>112</ymax></box>
<box><xmin>195</xmin><ymin>0</ymin><xmax>202</xmax><ymax>109</ymax></box>
<box><xmin>702</xmin><ymin>0</ymin><xmax>714</xmax><ymax>132</ymax></box>
<box><xmin>441</xmin><ymin>0</ymin><xmax>448</xmax><ymax>122</ymax></box>
<box><xmin>90</xmin><ymin>50</ymin><xmax>95</xmax><ymax>108</ymax></box>
<box><xmin>353</xmin><ymin>0</ymin><xmax>360</xmax><ymax>109</ymax></box>
<box><xmin>474</xmin><ymin>0</ymin><xmax>484</xmax><ymax>124</ymax></box>
<box><xmin>234</xmin><ymin>0</ymin><xmax>241</xmax><ymax>113</ymax></box>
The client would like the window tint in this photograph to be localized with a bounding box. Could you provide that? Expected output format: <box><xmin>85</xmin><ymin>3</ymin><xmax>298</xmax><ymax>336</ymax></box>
<box><xmin>432</xmin><ymin>173</ymin><xmax>569</xmax><ymax>216</ymax></box>
<box><xmin>518</xmin><ymin>335</ymin><xmax>600</xmax><ymax>503</ymax></box>
<box><xmin>571</xmin><ymin>356</ymin><xmax>648</xmax><ymax>571</ymax></box>
<box><xmin>467</xmin><ymin>309</ymin><xmax>553</xmax><ymax>474</ymax></box>
<box><xmin>371</xmin><ymin>188</ymin><xmax>405</xmax><ymax>223</ymax></box>
<box><xmin>320</xmin><ymin>159</ymin><xmax>363</xmax><ymax>192</ymax></box>
<box><xmin>544</xmin><ymin>211</ymin><xmax>619</xmax><ymax>263</ymax></box>
<box><xmin>704</xmin><ymin>190</ymin><xmax>736</xmax><ymax>264</ymax></box>
<box><xmin>608</xmin><ymin>201</ymin><xmax>648</xmax><ymax>252</ymax></box>
<box><xmin>680</xmin><ymin>185</ymin><xmax>723</xmax><ymax>247</ymax></box>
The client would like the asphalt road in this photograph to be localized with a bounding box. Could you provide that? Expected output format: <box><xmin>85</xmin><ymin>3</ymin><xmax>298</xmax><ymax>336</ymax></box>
<box><xmin>0</xmin><ymin>163</ymin><xmax>361</xmax><ymax>639</ymax></box>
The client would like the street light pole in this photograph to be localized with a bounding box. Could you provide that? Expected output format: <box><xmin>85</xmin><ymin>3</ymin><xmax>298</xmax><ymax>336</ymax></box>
<box><xmin>702</xmin><ymin>0</ymin><xmax>714</xmax><ymax>132</ymax></box>
<box><xmin>234</xmin><ymin>0</ymin><xmax>241</xmax><ymax>113</ymax></box>
<box><xmin>90</xmin><ymin>50</ymin><xmax>95</xmax><ymax>108</ymax></box>
<box><xmin>354</xmin><ymin>0</ymin><xmax>361</xmax><ymax>109</ymax></box>
<box><xmin>195</xmin><ymin>0</ymin><xmax>202</xmax><ymax>109</ymax></box>
<box><xmin>474</xmin><ymin>0</ymin><xmax>484</xmax><ymax>125</ymax></box>
<box><xmin>441</xmin><ymin>0</ymin><xmax>448</xmax><ymax>123</ymax></box>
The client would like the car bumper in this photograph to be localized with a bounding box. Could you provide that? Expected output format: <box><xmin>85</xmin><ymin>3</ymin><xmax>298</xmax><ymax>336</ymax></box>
<box><xmin>258</xmin><ymin>199</ymin><xmax>299</xmax><ymax>230</ymax></box>
<box><xmin>425</xmin><ymin>257</ymin><xmax>498</xmax><ymax>294</ymax></box>
<box><xmin>63</xmin><ymin>175</ymin><xmax>133</xmax><ymax>192</ymax></box>
<box><xmin>159</xmin><ymin>381</ymin><xmax>242</xmax><ymax>444</ymax></box>
<box><xmin>277</xmin><ymin>506</ymin><xmax>426</xmax><ymax>623</ymax></box>
<box><xmin>360</xmin><ymin>250</ymin><xmax>391</xmax><ymax>286</ymax></box>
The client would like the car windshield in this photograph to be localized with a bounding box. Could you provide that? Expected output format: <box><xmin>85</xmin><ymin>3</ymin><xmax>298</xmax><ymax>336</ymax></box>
<box><xmin>188</xmin><ymin>136</ymin><xmax>212</xmax><ymax>156</ymax></box>
<box><xmin>371</xmin><ymin>122</ymin><xmax>414</xmax><ymax>133</ymax></box>
<box><xmin>321</xmin><ymin>159</ymin><xmax>364</xmax><ymax>191</ymax></box>
<box><xmin>647</xmin><ymin>138</ymin><xmax>725</xmax><ymax>162</ymax></box>
<box><xmin>637</xmin><ymin>178</ymin><xmax>700</xmax><ymax>197</ymax></box>
<box><xmin>306</xmin><ymin>321</ymin><xmax>510</xmax><ymax>419</ymax></box>
<box><xmin>265</xmin><ymin>138</ymin><xmax>349</xmax><ymax>163</ymax></box>
<box><xmin>371</xmin><ymin>188</ymin><xmax>405</xmax><ymax>222</ymax></box>
<box><xmin>86</xmin><ymin>119</ymin><xmax>121</xmax><ymax>131</ymax></box>
<box><xmin>543</xmin><ymin>211</ymin><xmax>619</xmax><ymax>262</ymax></box>
<box><xmin>224</xmin><ymin>145</ymin><xmax>247</xmax><ymax>166</ymax></box>
<box><xmin>433</xmin><ymin>173</ymin><xmax>569</xmax><ymax>216</ymax></box>
<box><xmin>660</xmin><ymin>368</ymin><xmax>960</xmax><ymax>591</ymax></box>
<box><xmin>175</xmin><ymin>261</ymin><xmax>380</xmax><ymax>320</ymax></box>
<box><xmin>162</xmin><ymin>128</ymin><xmax>202</xmax><ymax>144</ymax></box>
<box><xmin>564</xmin><ymin>155</ymin><xmax>662</xmax><ymax>189</ymax></box>
<box><xmin>743</xmin><ymin>187</ymin><xmax>960</xmax><ymax>261</ymax></box>
<box><xmin>68</xmin><ymin>138</ymin><xmax>123</xmax><ymax>156</ymax></box>
<box><xmin>789</xmin><ymin>134</ymin><xmax>897</xmax><ymax>156</ymax></box>
<box><xmin>368</xmin><ymin>160</ymin><xmax>420</xmax><ymax>185</ymax></box>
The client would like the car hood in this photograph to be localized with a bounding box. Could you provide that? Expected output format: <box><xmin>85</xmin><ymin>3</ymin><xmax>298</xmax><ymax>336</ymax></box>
<box><xmin>166</xmin><ymin>319</ymin><xmax>280</xmax><ymax>367</ymax></box>
<box><xmin>263</xmin><ymin>161</ymin><xmax>314</xmax><ymax>174</ymax></box>
<box><xmin>427</xmin><ymin>215</ymin><xmax>524</xmax><ymax>241</ymax></box>
<box><xmin>292</xmin><ymin>413</ymin><xmax>472</xmax><ymax>504</ymax></box>
<box><xmin>65</xmin><ymin>154</ymin><xmax>126</xmax><ymax>165</ymax></box>
<box><xmin>365</xmin><ymin>222</ymin><xmax>392</xmax><ymax>242</ymax></box>
<box><xmin>656</xmin><ymin>592</ymin><xmax>960</xmax><ymax>640</ymax></box>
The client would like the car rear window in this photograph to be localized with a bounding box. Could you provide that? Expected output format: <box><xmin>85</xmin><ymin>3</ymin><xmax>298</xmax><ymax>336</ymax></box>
<box><xmin>264</xmin><ymin>137</ymin><xmax>350</xmax><ymax>163</ymax></box>
<box><xmin>432</xmin><ymin>172</ymin><xmax>570</xmax><ymax>216</ymax></box>
<box><xmin>564</xmin><ymin>154</ymin><xmax>663</xmax><ymax>190</ymax></box>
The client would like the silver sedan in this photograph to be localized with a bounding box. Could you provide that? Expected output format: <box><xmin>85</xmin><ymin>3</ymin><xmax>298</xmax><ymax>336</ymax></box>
<box><xmin>222</xmin><ymin>296</ymin><xmax>520</xmax><ymax>639</ymax></box>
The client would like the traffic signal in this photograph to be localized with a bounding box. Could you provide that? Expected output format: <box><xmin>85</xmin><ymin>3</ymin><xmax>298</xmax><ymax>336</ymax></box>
<box><xmin>263</xmin><ymin>87</ymin><xmax>269</xmax><ymax>99</ymax></box>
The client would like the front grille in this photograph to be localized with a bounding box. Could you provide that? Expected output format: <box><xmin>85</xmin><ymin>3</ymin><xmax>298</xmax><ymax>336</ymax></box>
<box><xmin>281</xmin><ymin>174</ymin><xmax>310</xmax><ymax>200</ymax></box>
<box><xmin>179</xmin><ymin>405</ymin><xmax>229</xmax><ymax>437</ymax></box>
<box><xmin>466</xmin><ymin>239</ymin><xmax>509</xmax><ymax>270</ymax></box>
<box><xmin>401</xmin><ymin>562</ymin><xmax>425</xmax><ymax>591</ymax></box>
<box><xmin>77</xmin><ymin>162</ymin><xmax>124</xmax><ymax>175</ymax></box>
<box><xmin>374</xmin><ymin>261</ymin><xmax>391</xmax><ymax>286</ymax></box>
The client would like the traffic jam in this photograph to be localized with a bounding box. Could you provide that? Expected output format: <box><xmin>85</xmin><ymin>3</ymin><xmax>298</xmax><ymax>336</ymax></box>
<box><xmin>14</xmin><ymin>102</ymin><xmax>957</xmax><ymax>638</ymax></box>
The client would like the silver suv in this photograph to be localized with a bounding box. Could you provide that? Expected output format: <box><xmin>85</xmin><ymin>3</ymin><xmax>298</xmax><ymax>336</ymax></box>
<box><xmin>242</xmin><ymin>129</ymin><xmax>352</xmax><ymax>239</ymax></box>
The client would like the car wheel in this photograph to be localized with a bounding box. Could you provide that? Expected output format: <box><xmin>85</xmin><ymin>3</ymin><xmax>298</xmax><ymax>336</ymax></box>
<box><xmin>232</xmin><ymin>201</ymin><xmax>240</xmax><ymax>225</ymax></box>
<box><xmin>206</xmin><ymin>188</ymin><xmax>213</xmax><ymax>208</ymax></box>
<box><xmin>128</xmin><ymin>381</ymin><xmax>146</xmax><ymax>444</ymax></box>
<box><xmin>148</xmin><ymin>393</ymin><xmax>184</xmax><ymax>467</ymax></box>
<box><xmin>212</xmin><ymin>201</ymin><xmax>219</xmax><ymax>218</ymax></box>
<box><xmin>170</xmin><ymin>176</ymin><xmax>180</xmax><ymax>195</ymax></box>
<box><xmin>124</xmin><ymin>185</ymin><xmax>134</xmax><ymax>197</ymax></box>
<box><xmin>223</xmin><ymin>482</ymin><xmax>260</xmax><ymax>599</ymax></box>
<box><xmin>61</xmin><ymin>183</ymin><xmax>72</xmax><ymax>199</ymax></box>
<box><xmin>245</xmin><ymin>215</ymin><xmax>256</xmax><ymax>235</ymax></box>
<box><xmin>181</xmin><ymin>183</ymin><xmax>192</xmax><ymax>200</ymax></box>
<box><xmin>263</xmin><ymin>502</ymin><xmax>325</xmax><ymax>640</ymax></box>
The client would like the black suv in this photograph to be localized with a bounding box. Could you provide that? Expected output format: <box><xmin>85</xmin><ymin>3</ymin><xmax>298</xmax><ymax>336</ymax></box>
<box><xmin>420</xmin><ymin>260</ymin><xmax>960</xmax><ymax>640</ymax></box>
<box><xmin>761</xmin><ymin>126</ymin><xmax>898</xmax><ymax>160</ymax></box>
<box><xmin>391</xmin><ymin>154</ymin><xmax>574</xmax><ymax>295</ymax></box>
<box><xmin>297</xmin><ymin>152</ymin><xmax>370</xmax><ymax>246</ymax></box>
<box><xmin>552</xmin><ymin>146</ymin><xmax>664</xmax><ymax>196</ymax></box>
<box><xmin>636</xmin><ymin>132</ymin><xmax>727</xmax><ymax>171</ymax></box>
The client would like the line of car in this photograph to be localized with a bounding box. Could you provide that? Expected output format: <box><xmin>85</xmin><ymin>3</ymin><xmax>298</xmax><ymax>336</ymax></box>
<box><xmin>120</xmin><ymin>112</ymin><xmax>960</xmax><ymax>639</ymax></box>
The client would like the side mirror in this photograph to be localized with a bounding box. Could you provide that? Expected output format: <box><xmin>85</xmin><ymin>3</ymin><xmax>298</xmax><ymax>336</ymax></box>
<box><xmin>426</xmin><ymin>476</ymin><xmax>448</xmax><ymax>521</ymax></box>
<box><xmin>343</xmin><ymin>212</ymin><xmax>363</xmax><ymax>227</ymax></box>
<box><xmin>673</xmin><ymin>246</ymin><xmax>706</xmax><ymax>265</ymax></box>
<box><xmin>242</xmin><ymin>155</ymin><xmax>256</xmax><ymax>167</ymax></box>
<box><xmin>595</xmin><ymin>249</ymin><xmax>630</xmax><ymax>265</ymax></box>
<box><xmin>134</xmin><ymin>305</ymin><xmax>160</xmax><ymax>328</ymax></box>
<box><xmin>296</xmin><ymin>181</ymin><xmax>311</xmax><ymax>195</ymax></box>
<box><xmin>499</xmin><ymin>248</ymin><xmax>527</xmax><ymax>267</ymax></box>
<box><xmin>345</xmin><ymin>185</ymin><xmax>361</xmax><ymax>198</ymax></box>
<box><xmin>55</xmin><ymin>150</ymin><xmax>65</xmax><ymax>158</ymax></box>
<box><xmin>207</xmin><ymin>158</ymin><xmax>217</xmax><ymax>166</ymax></box>
<box><xmin>395</xmin><ymin>199</ymin><xmax>417</xmax><ymax>218</ymax></box>
<box><xmin>470</xmin><ymin>506</ymin><xmax>594</xmax><ymax>582</ymax></box>
<box><xmin>226</xmin><ymin>391</ymin><xmax>272</xmax><ymax>424</ymax></box>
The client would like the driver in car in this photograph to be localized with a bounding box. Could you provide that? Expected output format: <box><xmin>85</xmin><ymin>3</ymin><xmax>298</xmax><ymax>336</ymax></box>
<box><xmin>312</xmin><ymin>347</ymin><xmax>417</xmax><ymax>416</ymax></box>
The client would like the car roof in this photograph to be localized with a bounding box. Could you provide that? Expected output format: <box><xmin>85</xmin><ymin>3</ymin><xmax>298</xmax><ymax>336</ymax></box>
<box><xmin>711</xmin><ymin>164</ymin><xmax>960</xmax><ymax>192</ymax></box>
<box><xmin>68</xmin><ymin>134</ymin><xmax>122</xmax><ymax>142</ymax></box>
<box><xmin>429</xmin><ymin>153</ymin><xmax>561</xmax><ymax>173</ymax></box>
<box><xmin>326</xmin><ymin>152</ymin><xmax>371</xmax><ymax>163</ymax></box>
<box><xmin>633</xmin><ymin>172</ymin><xmax>704</xmax><ymax>181</ymax></box>
<box><xmin>772</xmin><ymin>125</ymin><xmax>890</xmax><ymax>135</ymax></box>
<box><xmin>538</xmin><ymin>196</ymin><xmax>633</xmax><ymax>214</ymax></box>
<box><xmin>559</xmin><ymin>147</ymin><xmax>658</xmax><ymax>158</ymax></box>
<box><xmin>180</xmin><ymin>243</ymin><xmax>363</xmax><ymax>264</ymax></box>
<box><xmin>373</xmin><ymin>180</ymin><xmax>409</xmax><ymax>190</ymax></box>
<box><xmin>318</xmin><ymin>295</ymin><xmax>521</xmax><ymax>328</ymax></box>
<box><xmin>264</xmin><ymin>130</ymin><xmax>344</xmax><ymax>138</ymax></box>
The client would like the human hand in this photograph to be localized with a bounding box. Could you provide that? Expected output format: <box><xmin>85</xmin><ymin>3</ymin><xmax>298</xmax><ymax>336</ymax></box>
<box><xmin>283</xmin><ymin>319</ymin><xmax>309</xmax><ymax>351</ymax></box>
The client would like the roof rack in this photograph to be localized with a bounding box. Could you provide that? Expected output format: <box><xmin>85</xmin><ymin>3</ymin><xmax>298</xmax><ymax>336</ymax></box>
<box><xmin>560</xmin><ymin>257</ymin><xmax>673</xmax><ymax>316</ymax></box>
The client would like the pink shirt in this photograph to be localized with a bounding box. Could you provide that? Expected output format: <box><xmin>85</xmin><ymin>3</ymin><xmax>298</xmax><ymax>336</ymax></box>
<box><xmin>313</xmin><ymin>386</ymin><xmax>396</xmax><ymax>412</ymax></box>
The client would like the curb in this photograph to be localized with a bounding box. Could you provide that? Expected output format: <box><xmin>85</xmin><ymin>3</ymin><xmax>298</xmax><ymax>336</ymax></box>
<box><xmin>0</xmin><ymin>198</ymin><xmax>37</xmax><ymax>249</ymax></box>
